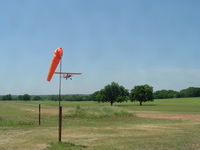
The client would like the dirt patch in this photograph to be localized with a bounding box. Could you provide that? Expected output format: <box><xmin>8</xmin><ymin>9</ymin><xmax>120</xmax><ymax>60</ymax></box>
<box><xmin>137</xmin><ymin>113</ymin><xmax>200</xmax><ymax>121</ymax></box>
<box><xmin>41</xmin><ymin>108</ymin><xmax>58</xmax><ymax>114</ymax></box>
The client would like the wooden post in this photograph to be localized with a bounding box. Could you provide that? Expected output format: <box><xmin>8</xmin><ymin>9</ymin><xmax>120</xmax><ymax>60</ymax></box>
<box><xmin>58</xmin><ymin>106</ymin><xmax>62</xmax><ymax>142</ymax></box>
<box><xmin>39</xmin><ymin>104</ymin><xmax>41</xmax><ymax>125</ymax></box>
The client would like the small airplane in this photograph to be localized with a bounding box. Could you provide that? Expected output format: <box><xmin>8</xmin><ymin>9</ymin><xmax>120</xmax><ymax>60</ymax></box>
<box><xmin>55</xmin><ymin>72</ymin><xmax>82</xmax><ymax>80</ymax></box>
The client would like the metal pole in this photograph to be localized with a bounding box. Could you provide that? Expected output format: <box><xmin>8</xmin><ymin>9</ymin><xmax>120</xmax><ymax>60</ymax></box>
<box><xmin>59</xmin><ymin>58</ymin><xmax>62</xmax><ymax>107</ymax></box>
<box><xmin>58</xmin><ymin>58</ymin><xmax>62</xmax><ymax>142</ymax></box>
<box><xmin>39</xmin><ymin>104</ymin><xmax>41</xmax><ymax>125</ymax></box>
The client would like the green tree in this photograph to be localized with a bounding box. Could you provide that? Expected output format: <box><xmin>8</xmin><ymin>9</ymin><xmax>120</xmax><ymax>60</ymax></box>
<box><xmin>18</xmin><ymin>95</ymin><xmax>23</xmax><ymax>100</ymax></box>
<box><xmin>18</xmin><ymin>94</ymin><xmax>31</xmax><ymax>101</ymax></box>
<box><xmin>48</xmin><ymin>95</ymin><xmax>58</xmax><ymax>101</ymax></box>
<box><xmin>96</xmin><ymin>82</ymin><xmax>129</xmax><ymax>106</ymax></box>
<box><xmin>2</xmin><ymin>94</ymin><xmax>12</xmax><ymax>100</ymax></box>
<box><xmin>130</xmin><ymin>84</ymin><xmax>154</xmax><ymax>106</ymax></box>
<box><xmin>180</xmin><ymin>87</ymin><xmax>200</xmax><ymax>97</ymax></box>
<box><xmin>91</xmin><ymin>90</ymin><xmax>107</xmax><ymax>103</ymax></box>
<box><xmin>154</xmin><ymin>90</ymin><xmax>179</xmax><ymax>99</ymax></box>
<box><xmin>23</xmin><ymin>94</ymin><xmax>31</xmax><ymax>101</ymax></box>
<box><xmin>32</xmin><ymin>96</ymin><xmax>41</xmax><ymax>101</ymax></box>
<box><xmin>116</xmin><ymin>85</ymin><xmax>129</xmax><ymax>103</ymax></box>
<box><xmin>90</xmin><ymin>91</ymin><xmax>101</xmax><ymax>102</ymax></box>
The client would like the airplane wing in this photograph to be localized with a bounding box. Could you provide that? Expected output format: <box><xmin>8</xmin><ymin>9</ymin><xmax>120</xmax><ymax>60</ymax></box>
<box><xmin>55</xmin><ymin>72</ymin><xmax>82</xmax><ymax>75</ymax></box>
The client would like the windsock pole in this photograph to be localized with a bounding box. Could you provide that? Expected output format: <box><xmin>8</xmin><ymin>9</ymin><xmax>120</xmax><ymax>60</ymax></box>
<box><xmin>58</xmin><ymin>58</ymin><xmax>62</xmax><ymax>142</ymax></box>
<box><xmin>59</xmin><ymin>58</ymin><xmax>62</xmax><ymax>108</ymax></box>
<box><xmin>46</xmin><ymin>48</ymin><xmax>63</xmax><ymax>142</ymax></box>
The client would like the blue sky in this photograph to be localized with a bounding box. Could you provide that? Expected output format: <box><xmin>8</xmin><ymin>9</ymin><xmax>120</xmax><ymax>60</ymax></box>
<box><xmin>1</xmin><ymin>0</ymin><xmax>200</xmax><ymax>95</ymax></box>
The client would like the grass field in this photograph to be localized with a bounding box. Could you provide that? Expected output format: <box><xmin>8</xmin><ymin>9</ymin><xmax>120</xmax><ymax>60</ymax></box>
<box><xmin>0</xmin><ymin>98</ymin><xmax>200</xmax><ymax>150</ymax></box>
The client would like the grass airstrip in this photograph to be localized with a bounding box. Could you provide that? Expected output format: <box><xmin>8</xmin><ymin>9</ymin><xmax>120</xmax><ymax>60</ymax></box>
<box><xmin>0</xmin><ymin>98</ymin><xmax>200</xmax><ymax>150</ymax></box>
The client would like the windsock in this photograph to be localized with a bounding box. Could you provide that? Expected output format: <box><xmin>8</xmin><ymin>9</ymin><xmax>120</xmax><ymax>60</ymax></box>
<box><xmin>47</xmin><ymin>48</ymin><xmax>63</xmax><ymax>81</ymax></box>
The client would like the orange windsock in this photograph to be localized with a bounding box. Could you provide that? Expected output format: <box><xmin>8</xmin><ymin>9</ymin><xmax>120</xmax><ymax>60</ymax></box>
<box><xmin>47</xmin><ymin>48</ymin><xmax>63</xmax><ymax>81</ymax></box>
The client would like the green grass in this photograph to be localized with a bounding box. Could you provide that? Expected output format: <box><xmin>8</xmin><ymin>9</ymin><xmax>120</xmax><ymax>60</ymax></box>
<box><xmin>0</xmin><ymin>98</ymin><xmax>200</xmax><ymax>150</ymax></box>
<box><xmin>116</xmin><ymin>97</ymin><xmax>200</xmax><ymax>113</ymax></box>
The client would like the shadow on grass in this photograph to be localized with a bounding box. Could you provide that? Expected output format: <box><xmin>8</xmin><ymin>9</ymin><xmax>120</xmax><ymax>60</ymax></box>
<box><xmin>45</xmin><ymin>142</ymin><xmax>87</xmax><ymax>150</ymax></box>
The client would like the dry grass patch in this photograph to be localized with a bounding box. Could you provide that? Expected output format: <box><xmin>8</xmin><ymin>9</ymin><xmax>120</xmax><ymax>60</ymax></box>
<box><xmin>137</xmin><ymin>113</ymin><xmax>200</xmax><ymax>121</ymax></box>
<box><xmin>0</xmin><ymin>127</ymin><xmax>58</xmax><ymax>150</ymax></box>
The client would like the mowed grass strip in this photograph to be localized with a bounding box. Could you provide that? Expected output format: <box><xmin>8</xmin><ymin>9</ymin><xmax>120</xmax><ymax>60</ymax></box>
<box><xmin>116</xmin><ymin>97</ymin><xmax>200</xmax><ymax>113</ymax></box>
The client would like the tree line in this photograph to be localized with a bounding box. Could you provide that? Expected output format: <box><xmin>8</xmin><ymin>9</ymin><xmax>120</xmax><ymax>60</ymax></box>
<box><xmin>0</xmin><ymin>94</ymin><xmax>40</xmax><ymax>101</ymax></box>
<box><xmin>0</xmin><ymin>82</ymin><xmax>154</xmax><ymax>106</ymax></box>
<box><xmin>154</xmin><ymin>87</ymin><xmax>200</xmax><ymax>99</ymax></box>
<box><xmin>91</xmin><ymin>84</ymin><xmax>200</xmax><ymax>105</ymax></box>
<box><xmin>0</xmin><ymin>94</ymin><xmax>91</xmax><ymax>101</ymax></box>
<box><xmin>1</xmin><ymin>83</ymin><xmax>200</xmax><ymax>105</ymax></box>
